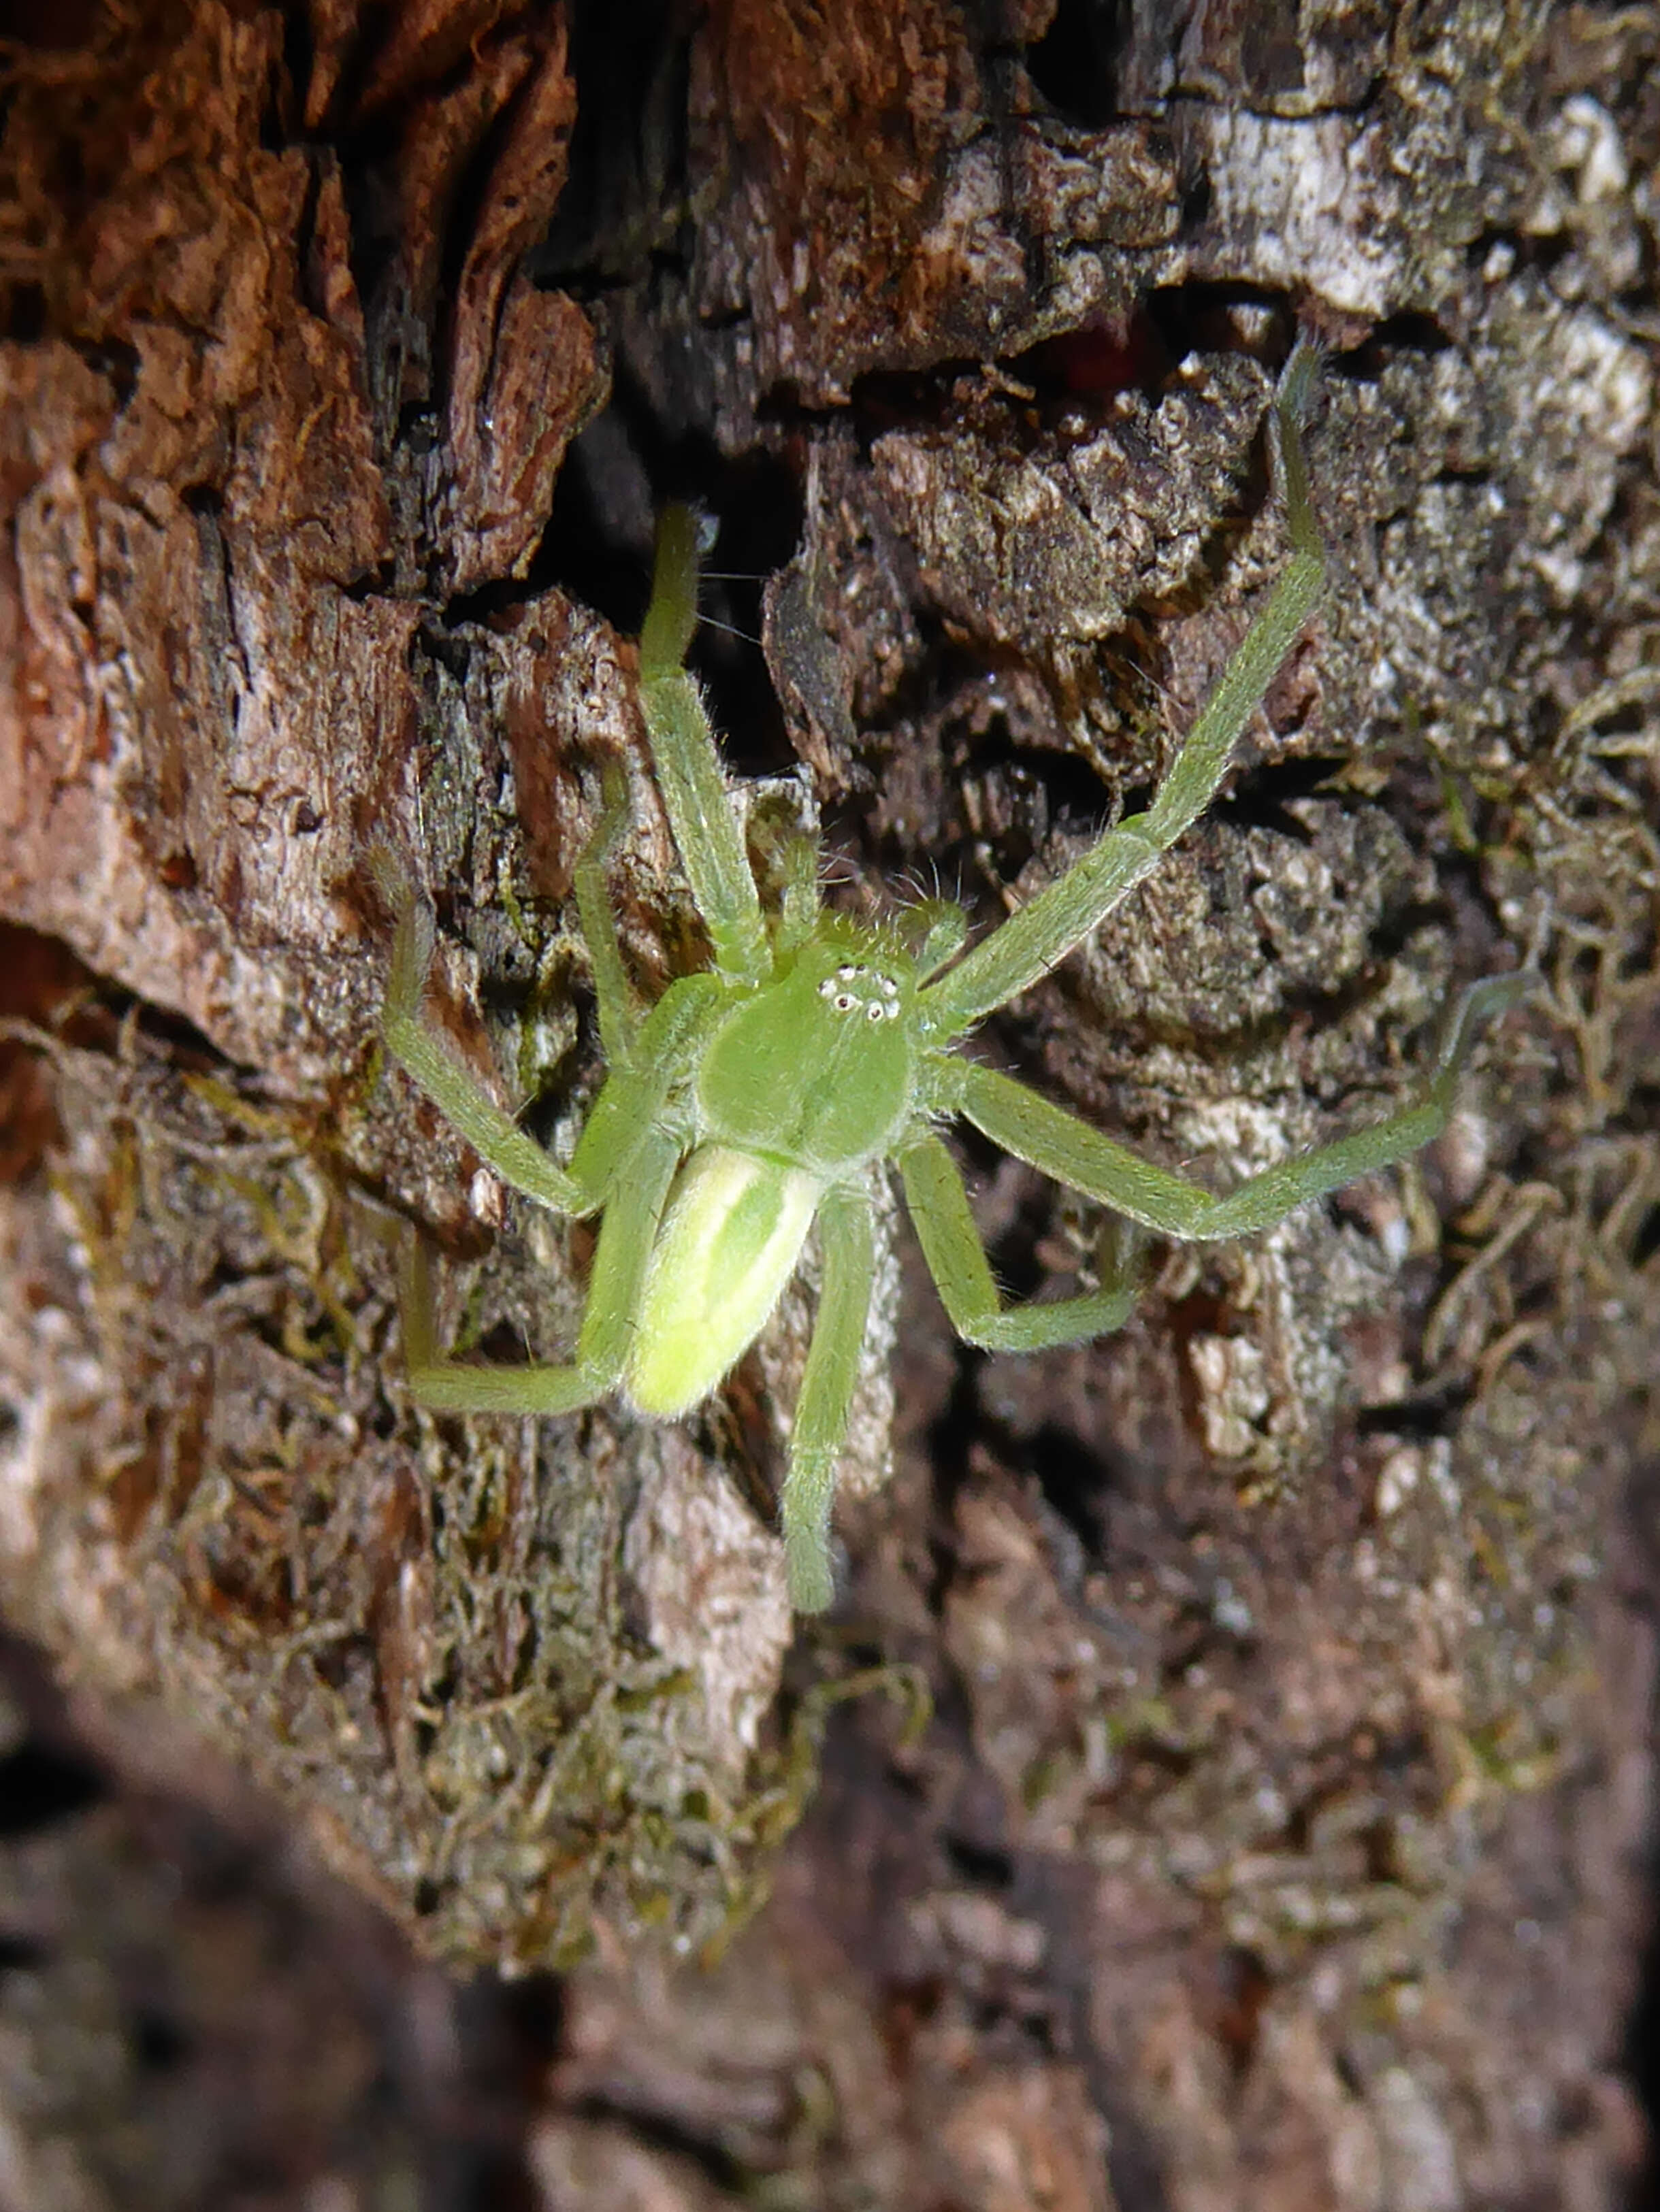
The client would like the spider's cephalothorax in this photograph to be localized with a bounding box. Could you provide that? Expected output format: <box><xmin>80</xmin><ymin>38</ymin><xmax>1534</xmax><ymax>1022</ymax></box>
<box><xmin>376</xmin><ymin>344</ymin><xmax>1527</xmax><ymax>1612</ymax></box>
<box><xmin>628</xmin><ymin>921</ymin><xmax>927</xmax><ymax>1425</ymax></box>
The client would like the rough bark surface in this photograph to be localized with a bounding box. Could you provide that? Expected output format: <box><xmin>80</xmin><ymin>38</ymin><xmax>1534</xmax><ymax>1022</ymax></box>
<box><xmin>1</xmin><ymin>3</ymin><xmax>1657</xmax><ymax>2209</ymax></box>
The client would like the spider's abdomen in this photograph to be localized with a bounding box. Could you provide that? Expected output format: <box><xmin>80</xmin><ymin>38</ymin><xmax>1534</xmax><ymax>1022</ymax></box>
<box><xmin>625</xmin><ymin>1144</ymin><xmax>821</xmax><ymax>1417</ymax></box>
<box><xmin>695</xmin><ymin>943</ymin><xmax>916</xmax><ymax>1174</ymax></box>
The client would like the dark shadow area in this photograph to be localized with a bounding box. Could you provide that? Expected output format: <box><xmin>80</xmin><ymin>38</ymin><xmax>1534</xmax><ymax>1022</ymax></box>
<box><xmin>0</xmin><ymin>1738</ymin><xmax>106</xmax><ymax>1835</ymax></box>
<box><xmin>530</xmin><ymin>0</ymin><xmax>688</xmax><ymax>296</ymax></box>
<box><xmin>1022</xmin><ymin>0</ymin><xmax>1130</xmax><ymax>129</ymax></box>
<box><xmin>0</xmin><ymin>1632</ymin><xmax>572</xmax><ymax>2212</ymax></box>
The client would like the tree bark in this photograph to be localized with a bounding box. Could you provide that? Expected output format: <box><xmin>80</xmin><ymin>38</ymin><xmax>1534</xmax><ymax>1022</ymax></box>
<box><xmin>0</xmin><ymin>3</ymin><xmax>1656</xmax><ymax>2207</ymax></box>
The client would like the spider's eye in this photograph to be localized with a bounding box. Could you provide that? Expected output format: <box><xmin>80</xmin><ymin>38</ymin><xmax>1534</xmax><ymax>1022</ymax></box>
<box><xmin>818</xmin><ymin>960</ymin><xmax>904</xmax><ymax>1019</ymax></box>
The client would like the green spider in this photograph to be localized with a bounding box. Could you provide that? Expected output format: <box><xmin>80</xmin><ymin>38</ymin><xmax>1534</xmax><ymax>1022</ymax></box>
<box><xmin>376</xmin><ymin>344</ymin><xmax>1525</xmax><ymax>1612</ymax></box>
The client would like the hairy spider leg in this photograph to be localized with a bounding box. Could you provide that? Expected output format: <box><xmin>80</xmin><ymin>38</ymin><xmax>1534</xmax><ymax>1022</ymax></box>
<box><xmin>925</xmin><ymin>973</ymin><xmax>1531</xmax><ymax>1246</ymax></box>
<box><xmin>384</xmin><ymin>970</ymin><xmax>728</xmax><ymax>1409</ymax></box>
<box><xmin>374</xmin><ymin>846</ymin><xmax>586</xmax><ymax>1215</ymax></box>
<box><xmin>778</xmin><ymin>1181</ymin><xmax>879</xmax><ymax>1612</ymax></box>
<box><xmin>637</xmin><ymin>505</ymin><xmax>772</xmax><ymax>987</ymax></box>
<box><xmin>378</xmin><ymin>816</ymin><xmax>726</xmax><ymax>1222</ymax></box>
<box><xmin>377</xmin><ymin>787</ymin><xmax>736</xmax><ymax>1413</ymax></box>
<box><xmin>572</xmin><ymin>766</ymin><xmax>644</xmax><ymax>1061</ymax></box>
<box><xmin>918</xmin><ymin>340</ymin><xmax>1326</xmax><ymax>1043</ymax></box>
<box><xmin>897</xmin><ymin>1133</ymin><xmax>1143</xmax><ymax>1351</ymax></box>
<box><xmin>399</xmin><ymin>1125</ymin><xmax>684</xmax><ymax>1413</ymax></box>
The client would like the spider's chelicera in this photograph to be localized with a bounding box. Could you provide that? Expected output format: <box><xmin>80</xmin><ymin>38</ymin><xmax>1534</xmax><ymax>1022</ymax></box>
<box><xmin>376</xmin><ymin>344</ymin><xmax>1526</xmax><ymax>1611</ymax></box>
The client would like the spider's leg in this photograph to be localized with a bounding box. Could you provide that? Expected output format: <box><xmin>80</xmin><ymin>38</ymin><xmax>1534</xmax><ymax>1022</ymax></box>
<box><xmin>780</xmin><ymin>1181</ymin><xmax>877</xmax><ymax>1613</ymax></box>
<box><xmin>573</xmin><ymin>765</ymin><xmax>642</xmax><ymax>1062</ymax></box>
<box><xmin>374</xmin><ymin>844</ymin><xmax>587</xmax><ymax>1212</ymax></box>
<box><xmin>943</xmin><ymin>974</ymin><xmax>1533</xmax><ymax>1242</ymax></box>
<box><xmin>898</xmin><ymin>1132</ymin><xmax>1142</xmax><ymax>1349</ymax></box>
<box><xmin>399</xmin><ymin>1126</ymin><xmax>683</xmax><ymax>1414</ymax></box>
<box><xmin>919</xmin><ymin>341</ymin><xmax>1325</xmax><ymax>1040</ymax></box>
<box><xmin>563</xmin><ymin>972</ymin><xmax>727</xmax><ymax>1200</ymax></box>
<box><xmin>376</xmin><ymin>837</ymin><xmax>722</xmax><ymax>1216</ymax></box>
<box><xmin>638</xmin><ymin>507</ymin><xmax>770</xmax><ymax>987</ymax></box>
